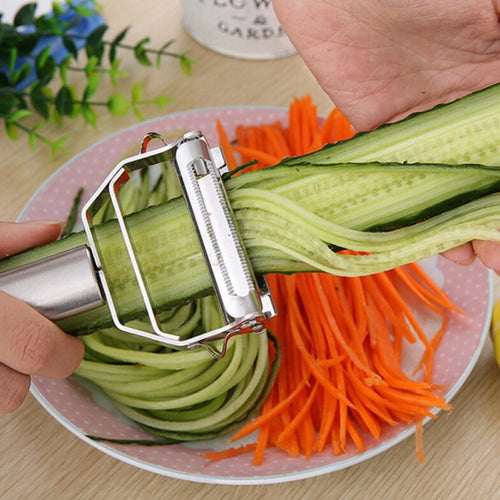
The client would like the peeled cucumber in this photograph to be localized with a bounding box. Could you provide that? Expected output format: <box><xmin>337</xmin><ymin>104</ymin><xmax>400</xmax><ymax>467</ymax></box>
<box><xmin>2</xmin><ymin>83</ymin><xmax>500</xmax><ymax>334</ymax></box>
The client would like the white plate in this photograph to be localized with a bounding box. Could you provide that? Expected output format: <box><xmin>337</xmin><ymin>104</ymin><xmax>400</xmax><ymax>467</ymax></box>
<box><xmin>20</xmin><ymin>106</ymin><xmax>493</xmax><ymax>485</ymax></box>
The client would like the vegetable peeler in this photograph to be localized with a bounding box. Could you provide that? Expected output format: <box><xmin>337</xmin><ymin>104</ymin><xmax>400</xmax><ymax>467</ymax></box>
<box><xmin>0</xmin><ymin>131</ymin><xmax>276</xmax><ymax>357</ymax></box>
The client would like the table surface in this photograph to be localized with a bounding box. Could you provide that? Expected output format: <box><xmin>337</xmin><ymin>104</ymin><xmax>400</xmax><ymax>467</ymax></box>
<box><xmin>1</xmin><ymin>2</ymin><xmax>500</xmax><ymax>499</ymax></box>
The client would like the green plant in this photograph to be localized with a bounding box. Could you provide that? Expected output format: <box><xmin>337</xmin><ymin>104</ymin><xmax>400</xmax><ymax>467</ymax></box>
<box><xmin>0</xmin><ymin>1</ymin><xmax>194</xmax><ymax>157</ymax></box>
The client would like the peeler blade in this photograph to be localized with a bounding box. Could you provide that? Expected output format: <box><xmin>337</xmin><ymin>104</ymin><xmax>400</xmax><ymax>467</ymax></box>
<box><xmin>82</xmin><ymin>131</ymin><xmax>276</xmax><ymax>357</ymax></box>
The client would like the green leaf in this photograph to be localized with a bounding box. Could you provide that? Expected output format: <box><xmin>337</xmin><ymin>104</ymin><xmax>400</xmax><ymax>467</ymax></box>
<box><xmin>35</xmin><ymin>15</ymin><xmax>62</xmax><ymax>35</ymax></box>
<box><xmin>132</xmin><ymin>105</ymin><xmax>144</xmax><ymax>121</ymax></box>
<box><xmin>134</xmin><ymin>38</ymin><xmax>151</xmax><ymax>66</ymax></box>
<box><xmin>16</xmin><ymin>32</ymin><xmax>39</xmax><ymax>56</ymax></box>
<box><xmin>109</xmin><ymin>44</ymin><xmax>117</xmax><ymax>65</ymax></box>
<box><xmin>35</xmin><ymin>46</ymin><xmax>52</xmax><ymax>69</ymax></box>
<box><xmin>28</xmin><ymin>129</ymin><xmax>37</xmax><ymax>150</ymax></box>
<box><xmin>131</xmin><ymin>82</ymin><xmax>142</xmax><ymax>104</ymax></box>
<box><xmin>52</xmin><ymin>107</ymin><xmax>63</xmax><ymax>126</ymax></box>
<box><xmin>83</xmin><ymin>73</ymin><xmax>100</xmax><ymax>100</ymax></box>
<box><xmin>74</xmin><ymin>4</ymin><xmax>97</xmax><ymax>17</ymax></box>
<box><xmin>52</xmin><ymin>2</ymin><xmax>65</xmax><ymax>16</ymax></box>
<box><xmin>50</xmin><ymin>135</ymin><xmax>70</xmax><ymax>160</ymax></box>
<box><xmin>13</xmin><ymin>62</ymin><xmax>32</xmax><ymax>85</ymax></box>
<box><xmin>30</xmin><ymin>88</ymin><xmax>50</xmax><ymax>119</ymax></box>
<box><xmin>113</xmin><ymin>26</ymin><xmax>130</xmax><ymax>45</ymax></box>
<box><xmin>87</xmin><ymin>24</ymin><xmax>108</xmax><ymax>47</ymax></box>
<box><xmin>180</xmin><ymin>53</ymin><xmax>194</xmax><ymax>76</ymax></box>
<box><xmin>35</xmin><ymin>46</ymin><xmax>56</xmax><ymax>85</ymax></box>
<box><xmin>0</xmin><ymin>92</ymin><xmax>18</xmax><ymax>115</ymax></box>
<box><xmin>62</xmin><ymin>36</ymin><xmax>79</xmax><ymax>58</ymax></box>
<box><xmin>36</xmin><ymin>55</ymin><xmax>57</xmax><ymax>86</ymax></box>
<box><xmin>156</xmin><ymin>40</ymin><xmax>174</xmax><ymax>68</ymax></box>
<box><xmin>109</xmin><ymin>27</ymin><xmax>129</xmax><ymax>64</ymax></box>
<box><xmin>81</xmin><ymin>103</ymin><xmax>97</xmax><ymax>129</ymax></box>
<box><xmin>5</xmin><ymin>122</ymin><xmax>18</xmax><ymax>140</ymax></box>
<box><xmin>155</xmin><ymin>95</ymin><xmax>171</xmax><ymax>109</ymax></box>
<box><xmin>6</xmin><ymin>109</ymin><xmax>31</xmax><ymax>123</ymax></box>
<box><xmin>86</xmin><ymin>41</ymin><xmax>104</xmax><ymax>63</ymax></box>
<box><xmin>111</xmin><ymin>26</ymin><xmax>130</xmax><ymax>45</ymax></box>
<box><xmin>59</xmin><ymin>57</ymin><xmax>70</xmax><ymax>84</ymax></box>
<box><xmin>8</xmin><ymin>47</ymin><xmax>18</xmax><ymax>79</ymax></box>
<box><xmin>13</xmin><ymin>3</ymin><xmax>37</xmax><ymax>26</ymax></box>
<box><xmin>68</xmin><ymin>85</ymin><xmax>80</xmax><ymax>118</ymax></box>
<box><xmin>108</xmin><ymin>58</ymin><xmax>128</xmax><ymax>86</ymax></box>
<box><xmin>107</xmin><ymin>93</ymin><xmax>131</xmax><ymax>116</ymax></box>
<box><xmin>85</xmin><ymin>56</ymin><xmax>99</xmax><ymax>76</ymax></box>
<box><xmin>55</xmin><ymin>85</ymin><xmax>74</xmax><ymax>116</ymax></box>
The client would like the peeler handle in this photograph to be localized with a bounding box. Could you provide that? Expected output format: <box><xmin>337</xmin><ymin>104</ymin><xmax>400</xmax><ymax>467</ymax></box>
<box><xmin>0</xmin><ymin>245</ymin><xmax>105</xmax><ymax>322</ymax></box>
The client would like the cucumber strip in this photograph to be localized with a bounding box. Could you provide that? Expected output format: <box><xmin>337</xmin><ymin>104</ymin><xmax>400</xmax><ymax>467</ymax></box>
<box><xmin>80</xmin><ymin>332</ymin><xmax>225</xmax><ymax>369</ymax></box>
<box><xmin>281</xmin><ymin>82</ymin><xmax>500</xmax><ymax>166</ymax></box>
<box><xmin>96</xmin><ymin>354</ymin><xmax>231</xmax><ymax>400</ymax></box>
<box><xmin>76</xmin><ymin>359</ymin><xmax>212</xmax><ymax>392</ymax></box>
<box><xmin>145</xmin><ymin>393</ymin><xmax>228</xmax><ymax>422</ymax></box>
<box><xmin>102</xmin><ymin>334</ymin><xmax>248</xmax><ymax>410</ymax></box>
<box><xmin>75</xmin><ymin>360</ymin><xmax>168</xmax><ymax>380</ymax></box>
<box><xmin>108</xmin><ymin>334</ymin><xmax>269</xmax><ymax>433</ymax></box>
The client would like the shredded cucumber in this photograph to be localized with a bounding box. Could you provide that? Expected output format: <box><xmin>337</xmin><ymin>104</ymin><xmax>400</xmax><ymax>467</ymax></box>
<box><xmin>72</xmin><ymin>167</ymin><xmax>277</xmax><ymax>443</ymax></box>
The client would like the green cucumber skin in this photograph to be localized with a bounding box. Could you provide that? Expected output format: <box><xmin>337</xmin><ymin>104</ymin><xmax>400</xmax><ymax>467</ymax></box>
<box><xmin>282</xmin><ymin>82</ymin><xmax>500</xmax><ymax>167</ymax></box>
<box><xmin>3</xmin><ymin>84</ymin><xmax>500</xmax><ymax>333</ymax></box>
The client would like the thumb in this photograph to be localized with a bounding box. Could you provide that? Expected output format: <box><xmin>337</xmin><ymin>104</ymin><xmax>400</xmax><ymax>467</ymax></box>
<box><xmin>0</xmin><ymin>221</ymin><xmax>64</xmax><ymax>258</ymax></box>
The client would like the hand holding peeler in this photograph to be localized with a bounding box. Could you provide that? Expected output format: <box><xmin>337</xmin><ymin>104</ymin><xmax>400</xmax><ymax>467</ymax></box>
<box><xmin>0</xmin><ymin>131</ymin><xmax>276</xmax><ymax>357</ymax></box>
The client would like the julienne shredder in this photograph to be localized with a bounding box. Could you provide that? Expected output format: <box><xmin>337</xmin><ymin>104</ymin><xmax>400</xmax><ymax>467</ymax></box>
<box><xmin>0</xmin><ymin>131</ymin><xmax>277</xmax><ymax>358</ymax></box>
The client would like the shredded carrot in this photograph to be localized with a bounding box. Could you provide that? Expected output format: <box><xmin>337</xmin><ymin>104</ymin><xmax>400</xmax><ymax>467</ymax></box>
<box><xmin>415</xmin><ymin>417</ymin><xmax>425</xmax><ymax>462</ymax></box>
<box><xmin>206</xmin><ymin>97</ymin><xmax>459</xmax><ymax>465</ymax></box>
<box><xmin>201</xmin><ymin>443</ymin><xmax>257</xmax><ymax>461</ymax></box>
<box><xmin>215</xmin><ymin>119</ymin><xmax>238</xmax><ymax>170</ymax></box>
<box><xmin>231</xmin><ymin>145</ymin><xmax>280</xmax><ymax>167</ymax></box>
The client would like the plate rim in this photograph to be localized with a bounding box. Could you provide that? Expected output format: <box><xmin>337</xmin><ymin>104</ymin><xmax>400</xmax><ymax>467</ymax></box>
<box><xmin>22</xmin><ymin>105</ymin><xmax>494</xmax><ymax>485</ymax></box>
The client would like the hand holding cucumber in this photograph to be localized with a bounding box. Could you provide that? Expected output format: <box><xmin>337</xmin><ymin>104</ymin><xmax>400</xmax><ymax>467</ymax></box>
<box><xmin>0</xmin><ymin>221</ymin><xmax>84</xmax><ymax>414</ymax></box>
<box><xmin>274</xmin><ymin>0</ymin><xmax>500</xmax><ymax>131</ymax></box>
<box><xmin>274</xmin><ymin>0</ymin><xmax>500</xmax><ymax>273</ymax></box>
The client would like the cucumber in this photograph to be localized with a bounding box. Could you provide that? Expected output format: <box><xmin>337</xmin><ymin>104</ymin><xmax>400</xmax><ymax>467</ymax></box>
<box><xmin>283</xmin><ymin>82</ymin><xmax>500</xmax><ymax>166</ymax></box>
<box><xmin>2</xmin><ymin>83</ymin><xmax>500</xmax><ymax>334</ymax></box>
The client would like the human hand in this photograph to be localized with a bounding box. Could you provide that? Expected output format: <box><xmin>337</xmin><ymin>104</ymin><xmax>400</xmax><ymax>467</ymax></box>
<box><xmin>0</xmin><ymin>221</ymin><xmax>84</xmax><ymax>414</ymax></box>
<box><xmin>274</xmin><ymin>0</ymin><xmax>500</xmax><ymax>272</ymax></box>
<box><xmin>274</xmin><ymin>0</ymin><xmax>500</xmax><ymax>131</ymax></box>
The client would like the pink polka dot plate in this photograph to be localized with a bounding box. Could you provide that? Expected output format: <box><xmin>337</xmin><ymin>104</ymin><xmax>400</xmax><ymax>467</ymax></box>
<box><xmin>20</xmin><ymin>107</ymin><xmax>493</xmax><ymax>484</ymax></box>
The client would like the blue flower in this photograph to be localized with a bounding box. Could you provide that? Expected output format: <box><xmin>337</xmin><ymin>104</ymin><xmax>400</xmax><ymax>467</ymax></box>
<box><xmin>3</xmin><ymin>0</ymin><xmax>105</xmax><ymax>88</ymax></box>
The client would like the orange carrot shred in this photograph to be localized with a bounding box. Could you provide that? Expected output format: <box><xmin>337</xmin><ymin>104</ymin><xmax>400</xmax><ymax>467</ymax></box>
<box><xmin>231</xmin><ymin>145</ymin><xmax>280</xmax><ymax>167</ymax></box>
<box><xmin>216</xmin><ymin>119</ymin><xmax>238</xmax><ymax>170</ymax></box>
<box><xmin>201</xmin><ymin>443</ymin><xmax>257</xmax><ymax>461</ymax></box>
<box><xmin>415</xmin><ymin>417</ymin><xmax>425</xmax><ymax>462</ymax></box>
<box><xmin>203</xmin><ymin>97</ymin><xmax>457</xmax><ymax>467</ymax></box>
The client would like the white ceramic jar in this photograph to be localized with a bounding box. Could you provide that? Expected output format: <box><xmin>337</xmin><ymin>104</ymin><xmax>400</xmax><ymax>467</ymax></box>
<box><xmin>180</xmin><ymin>0</ymin><xmax>296</xmax><ymax>60</ymax></box>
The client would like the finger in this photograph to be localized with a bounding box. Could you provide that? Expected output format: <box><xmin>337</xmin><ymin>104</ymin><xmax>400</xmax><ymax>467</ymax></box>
<box><xmin>472</xmin><ymin>240</ymin><xmax>500</xmax><ymax>273</ymax></box>
<box><xmin>0</xmin><ymin>362</ymin><xmax>31</xmax><ymax>414</ymax></box>
<box><xmin>441</xmin><ymin>242</ymin><xmax>475</xmax><ymax>266</ymax></box>
<box><xmin>0</xmin><ymin>291</ymin><xmax>84</xmax><ymax>378</ymax></box>
<box><xmin>0</xmin><ymin>220</ymin><xmax>64</xmax><ymax>258</ymax></box>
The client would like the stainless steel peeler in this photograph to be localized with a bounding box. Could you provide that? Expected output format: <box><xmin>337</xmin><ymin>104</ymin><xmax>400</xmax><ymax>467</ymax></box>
<box><xmin>0</xmin><ymin>131</ymin><xmax>276</xmax><ymax>357</ymax></box>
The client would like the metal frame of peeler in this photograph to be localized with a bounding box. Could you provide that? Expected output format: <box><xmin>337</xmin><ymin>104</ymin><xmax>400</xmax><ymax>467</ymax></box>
<box><xmin>82</xmin><ymin>130</ymin><xmax>276</xmax><ymax>357</ymax></box>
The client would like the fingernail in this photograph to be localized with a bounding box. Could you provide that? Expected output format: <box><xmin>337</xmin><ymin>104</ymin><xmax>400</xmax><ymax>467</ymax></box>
<box><xmin>452</xmin><ymin>255</ymin><xmax>475</xmax><ymax>266</ymax></box>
